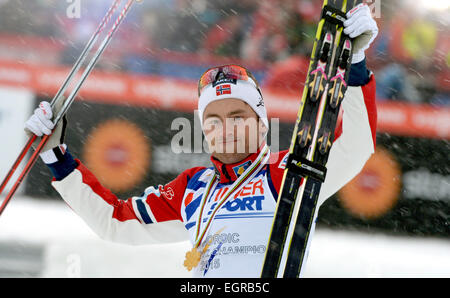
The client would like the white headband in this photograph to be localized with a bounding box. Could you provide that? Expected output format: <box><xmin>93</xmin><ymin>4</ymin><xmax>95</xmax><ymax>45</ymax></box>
<box><xmin>198</xmin><ymin>79</ymin><xmax>268</xmax><ymax>129</ymax></box>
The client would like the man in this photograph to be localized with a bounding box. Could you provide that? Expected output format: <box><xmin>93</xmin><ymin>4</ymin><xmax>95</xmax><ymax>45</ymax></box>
<box><xmin>25</xmin><ymin>4</ymin><xmax>378</xmax><ymax>277</ymax></box>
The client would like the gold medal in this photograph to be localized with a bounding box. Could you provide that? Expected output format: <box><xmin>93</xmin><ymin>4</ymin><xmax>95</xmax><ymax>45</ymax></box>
<box><xmin>183</xmin><ymin>227</ymin><xmax>226</xmax><ymax>271</ymax></box>
<box><xmin>183</xmin><ymin>247</ymin><xmax>202</xmax><ymax>271</ymax></box>
<box><xmin>183</xmin><ymin>240</ymin><xmax>211</xmax><ymax>271</ymax></box>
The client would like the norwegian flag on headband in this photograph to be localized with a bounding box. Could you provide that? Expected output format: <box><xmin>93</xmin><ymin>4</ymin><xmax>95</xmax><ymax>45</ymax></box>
<box><xmin>216</xmin><ymin>84</ymin><xmax>231</xmax><ymax>96</ymax></box>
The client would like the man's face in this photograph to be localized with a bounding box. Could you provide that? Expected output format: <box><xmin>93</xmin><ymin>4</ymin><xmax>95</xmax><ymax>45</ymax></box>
<box><xmin>203</xmin><ymin>98</ymin><xmax>267</xmax><ymax>164</ymax></box>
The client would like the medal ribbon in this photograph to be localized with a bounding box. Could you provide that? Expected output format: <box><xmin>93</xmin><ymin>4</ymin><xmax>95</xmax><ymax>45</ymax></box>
<box><xmin>193</xmin><ymin>145</ymin><xmax>270</xmax><ymax>249</ymax></box>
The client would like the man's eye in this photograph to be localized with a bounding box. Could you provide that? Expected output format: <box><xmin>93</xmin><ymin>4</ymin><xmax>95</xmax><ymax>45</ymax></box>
<box><xmin>205</xmin><ymin>118</ymin><xmax>221</xmax><ymax>127</ymax></box>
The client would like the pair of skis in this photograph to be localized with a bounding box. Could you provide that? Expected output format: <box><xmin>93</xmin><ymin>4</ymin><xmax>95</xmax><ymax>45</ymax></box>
<box><xmin>262</xmin><ymin>0</ymin><xmax>363</xmax><ymax>278</ymax></box>
<box><xmin>0</xmin><ymin>0</ymin><xmax>139</xmax><ymax>216</ymax></box>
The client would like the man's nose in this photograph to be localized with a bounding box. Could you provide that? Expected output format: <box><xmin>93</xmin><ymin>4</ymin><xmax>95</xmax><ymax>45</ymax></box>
<box><xmin>222</xmin><ymin>119</ymin><xmax>237</xmax><ymax>136</ymax></box>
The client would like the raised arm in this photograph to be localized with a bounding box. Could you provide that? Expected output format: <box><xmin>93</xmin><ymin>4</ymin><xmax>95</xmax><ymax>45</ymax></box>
<box><xmin>318</xmin><ymin>59</ymin><xmax>377</xmax><ymax>206</ymax></box>
<box><xmin>318</xmin><ymin>3</ymin><xmax>379</xmax><ymax>206</ymax></box>
<box><xmin>25</xmin><ymin>101</ymin><xmax>204</xmax><ymax>245</ymax></box>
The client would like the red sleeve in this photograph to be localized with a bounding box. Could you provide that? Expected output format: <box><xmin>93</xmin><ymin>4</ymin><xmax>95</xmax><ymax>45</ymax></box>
<box><xmin>144</xmin><ymin>167</ymin><xmax>206</xmax><ymax>223</ymax></box>
<box><xmin>72</xmin><ymin>160</ymin><xmax>205</xmax><ymax>225</ymax></box>
<box><xmin>68</xmin><ymin>161</ymin><xmax>138</xmax><ymax>222</ymax></box>
<box><xmin>267</xmin><ymin>150</ymin><xmax>289</xmax><ymax>195</ymax></box>
<box><xmin>361</xmin><ymin>74</ymin><xmax>378</xmax><ymax>147</ymax></box>
<box><xmin>334</xmin><ymin>74</ymin><xmax>377</xmax><ymax>147</ymax></box>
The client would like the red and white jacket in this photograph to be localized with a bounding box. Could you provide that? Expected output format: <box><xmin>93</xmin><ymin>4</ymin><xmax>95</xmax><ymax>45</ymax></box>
<box><xmin>47</xmin><ymin>64</ymin><xmax>377</xmax><ymax>277</ymax></box>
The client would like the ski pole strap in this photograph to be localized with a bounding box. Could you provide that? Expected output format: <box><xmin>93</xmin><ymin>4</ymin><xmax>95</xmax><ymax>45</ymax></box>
<box><xmin>286</xmin><ymin>154</ymin><xmax>327</xmax><ymax>182</ymax></box>
<box><xmin>321</xmin><ymin>5</ymin><xmax>347</xmax><ymax>26</ymax></box>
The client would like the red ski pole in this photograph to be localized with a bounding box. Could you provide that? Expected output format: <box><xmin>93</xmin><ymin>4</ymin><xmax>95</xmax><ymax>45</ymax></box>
<box><xmin>0</xmin><ymin>0</ymin><xmax>123</xmax><ymax>197</ymax></box>
<box><xmin>0</xmin><ymin>135</ymin><xmax>50</xmax><ymax>216</ymax></box>
<box><xmin>0</xmin><ymin>135</ymin><xmax>36</xmax><ymax>196</ymax></box>
<box><xmin>0</xmin><ymin>0</ymin><xmax>139</xmax><ymax>216</ymax></box>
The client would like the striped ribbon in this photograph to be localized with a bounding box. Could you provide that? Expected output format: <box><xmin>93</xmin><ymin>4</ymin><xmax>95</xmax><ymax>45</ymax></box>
<box><xmin>193</xmin><ymin>145</ymin><xmax>271</xmax><ymax>249</ymax></box>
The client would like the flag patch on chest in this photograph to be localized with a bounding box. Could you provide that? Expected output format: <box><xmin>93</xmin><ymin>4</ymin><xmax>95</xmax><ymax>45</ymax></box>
<box><xmin>232</xmin><ymin>160</ymin><xmax>252</xmax><ymax>177</ymax></box>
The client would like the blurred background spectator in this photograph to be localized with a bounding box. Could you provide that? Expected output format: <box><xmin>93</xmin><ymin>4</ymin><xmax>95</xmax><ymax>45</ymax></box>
<box><xmin>0</xmin><ymin>0</ymin><xmax>448</xmax><ymax>104</ymax></box>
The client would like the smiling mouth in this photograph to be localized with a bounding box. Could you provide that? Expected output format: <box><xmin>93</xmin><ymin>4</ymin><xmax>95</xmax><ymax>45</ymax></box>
<box><xmin>217</xmin><ymin>139</ymin><xmax>239</xmax><ymax>145</ymax></box>
<box><xmin>217</xmin><ymin>135</ymin><xmax>245</xmax><ymax>144</ymax></box>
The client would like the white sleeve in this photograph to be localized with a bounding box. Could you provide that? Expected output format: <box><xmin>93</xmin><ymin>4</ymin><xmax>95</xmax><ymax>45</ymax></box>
<box><xmin>52</xmin><ymin>167</ymin><xmax>189</xmax><ymax>245</ymax></box>
<box><xmin>318</xmin><ymin>76</ymin><xmax>377</xmax><ymax>207</ymax></box>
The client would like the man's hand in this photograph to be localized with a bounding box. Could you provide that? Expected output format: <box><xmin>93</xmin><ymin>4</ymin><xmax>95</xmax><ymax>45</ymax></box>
<box><xmin>24</xmin><ymin>100</ymin><xmax>67</xmax><ymax>153</ymax></box>
<box><xmin>344</xmin><ymin>3</ymin><xmax>379</xmax><ymax>64</ymax></box>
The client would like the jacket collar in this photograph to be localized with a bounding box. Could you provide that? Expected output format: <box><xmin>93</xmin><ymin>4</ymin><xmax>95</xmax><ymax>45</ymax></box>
<box><xmin>210</xmin><ymin>143</ymin><xmax>266</xmax><ymax>184</ymax></box>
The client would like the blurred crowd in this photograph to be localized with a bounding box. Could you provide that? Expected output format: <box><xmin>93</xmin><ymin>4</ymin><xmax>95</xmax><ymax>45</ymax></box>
<box><xmin>0</xmin><ymin>0</ymin><xmax>448</xmax><ymax>105</ymax></box>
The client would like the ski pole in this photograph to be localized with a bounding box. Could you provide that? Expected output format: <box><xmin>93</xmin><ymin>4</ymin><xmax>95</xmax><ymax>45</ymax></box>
<box><xmin>0</xmin><ymin>0</ymin><xmax>123</xmax><ymax>197</ymax></box>
<box><xmin>0</xmin><ymin>136</ymin><xmax>36</xmax><ymax>197</ymax></box>
<box><xmin>0</xmin><ymin>0</ymin><xmax>139</xmax><ymax>216</ymax></box>
<box><xmin>0</xmin><ymin>135</ymin><xmax>50</xmax><ymax>216</ymax></box>
<box><xmin>53</xmin><ymin>0</ymin><xmax>137</xmax><ymax>127</ymax></box>
<box><xmin>49</xmin><ymin>0</ymin><xmax>123</xmax><ymax>108</ymax></box>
